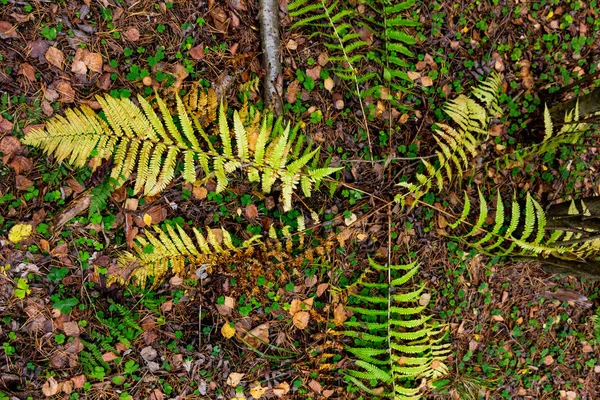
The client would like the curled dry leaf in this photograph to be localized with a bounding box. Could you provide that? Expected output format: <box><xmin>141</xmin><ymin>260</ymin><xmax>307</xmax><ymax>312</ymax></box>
<box><xmin>0</xmin><ymin>117</ymin><xmax>14</xmax><ymax>134</ymax></box>
<box><xmin>45</xmin><ymin>47</ymin><xmax>64</xmax><ymax>70</ymax></box>
<box><xmin>250</xmin><ymin>383</ymin><xmax>268</xmax><ymax>399</ymax></box>
<box><xmin>272</xmin><ymin>382</ymin><xmax>290</xmax><ymax>397</ymax></box>
<box><xmin>226</xmin><ymin>372</ymin><xmax>244</xmax><ymax>387</ymax></box>
<box><xmin>292</xmin><ymin>311</ymin><xmax>310</xmax><ymax>329</ymax></box>
<box><xmin>42</xmin><ymin>377</ymin><xmax>61</xmax><ymax>397</ymax></box>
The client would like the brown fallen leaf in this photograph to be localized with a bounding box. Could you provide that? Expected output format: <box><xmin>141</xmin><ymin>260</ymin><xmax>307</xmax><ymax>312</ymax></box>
<box><xmin>124</xmin><ymin>27</ymin><xmax>140</xmax><ymax>41</ymax></box>
<box><xmin>292</xmin><ymin>311</ymin><xmax>310</xmax><ymax>329</ymax></box>
<box><xmin>9</xmin><ymin>156</ymin><xmax>33</xmax><ymax>174</ymax></box>
<box><xmin>245</xmin><ymin>204</ymin><xmax>259</xmax><ymax>219</ymax></box>
<box><xmin>333</xmin><ymin>302</ymin><xmax>348</xmax><ymax>326</ymax></box>
<box><xmin>101</xmin><ymin>352</ymin><xmax>119</xmax><ymax>362</ymax></box>
<box><xmin>189</xmin><ymin>45</ymin><xmax>205</xmax><ymax>60</ymax></box>
<box><xmin>306</xmin><ymin>66</ymin><xmax>321</xmax><ymax>81</ymax></box>
<box><xmin>42</xmin><ymin>377</ymin><xmax>61</xmax><ymax>397</ymax></box>
<box><xmin>0</xmin><ymin>117</ymin><xmax>14</xmax><ymax>134</ymax></box>
<box><xmin>71</xmin><ymin>60</ymin><xmax>87</xmax><ymax>75</ymax></box>
<box><xmin>56</xmin><ymin>81</ymin><xmax>75</xmax><ymax>103</ymax></box>
<box><xmin>84</xmin><ymin>52</ymin><xmax>103</xmax><ymax>73</ymax></box>
<box><xmin>241</xmin><ymin>323</ymin><xmax>270</xmax><ymax>348</ymax></box>
<box><xmin>70</xmin><ymin>375</ymin><xmax>86</xmax><ymax>389</ymax></box>
<box><xmin>0</xmin><ymin>21</ymin><xmax>18</xmax><ymax>39</ymax></box>
<box><xmin>18</xmin><ymin>63</ymin><xmax>36</xmax><ymax>81</ymax></box>
<box><xmin>0</xmin><ymin>135</ymin><xmax>22</xmax><ymax>162</ymax></box>
<box><xmin>421</xmin><ymin>76</ymin><xmax>434</xmax><ymax>87</ymax></box>
<box><xmin>63</xmin><ymin>321</ymin><xmax>80</xmax><ymax>337</ymax></box>
<box><xmin>308</xmin><ymin>379</ymin><xmax>323</xmax><ymax>394</ymax></box>
<box><xmin>15</xmin><ymin>175</ymin><xmax>33</xmax><ymax>191</ymax></box>
<box><xmin>45</xmin><ymin>47</ymin><xmax>64</xmax><ymax>70</ymax></box>
<box><xmin>286</xmin><ymin>80</ymin><xmax>300</xmax><ymax>104</ymax></box>
<box><xmin>41</xmin><ymin>100</ymin><xmax>54</xmax><ymax>117</ymax></box>
<box><xmin>226</xmin><ymin>372</ymin><xmax>245</xmax><ymax>387</ymax></box>
<box><xmin>272</xmin><ymin>382</ymin><xmax>290</xmax><ymax>398</ymax></box>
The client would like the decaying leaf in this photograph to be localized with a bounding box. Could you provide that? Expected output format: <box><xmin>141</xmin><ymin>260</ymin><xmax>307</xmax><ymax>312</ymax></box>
<box><xmin>221</xmin><ymin>322</ymin><xmax>236</xmax><ymax>339</ymax></box>
<box><xmin>226</xmin><ymin>372</ymin><xmax>244</xmax><ymax>387</ymax></box>
<box><xmin>250</xmin><ymin>383</ymin><xmax>268</xmax><ymax>399</ymax></box>
<box><xmin>272</xmin><ymin>382</ymin><xmax>290</xmax><ymax>397</ymax></box>
<box><xmin>292</xmin><ymin>311</ymin><xmax>310</xmax><ymax>329</ymax></box>
<box><xmin>45</xmin><ymin>47</ymin><xmax>64</xmax><ymax>70</ymax></box>
<box><xmin>8</xmin><ymin>223</ymin><xmax>33</xmax><ymax>243</ymax></box>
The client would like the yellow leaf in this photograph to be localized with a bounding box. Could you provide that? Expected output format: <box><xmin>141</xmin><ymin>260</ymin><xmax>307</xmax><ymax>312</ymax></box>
<box><xmin>250</xmin><ymin>383</ymin><xmax>268</xmax><ymax>399</ymax></box>
<box><xmin>221</xmin><ymin>322</ymin><xmax>236</xmax><ymax>339</ymax></box>
<box><xmin>143</xmin><ymin>213</ymin><xmax>152</xmax><ymax>225</ymax></box>
<box><xmin>8</xmin><ymin>224</ymin><xmax>33</xmax><ymax>244</ymax></box>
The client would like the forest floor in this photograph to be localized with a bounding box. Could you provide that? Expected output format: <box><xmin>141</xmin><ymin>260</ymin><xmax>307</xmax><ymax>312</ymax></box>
<box><xmin>1</xmin><ymin>0</ymin><xmax>600</xmax><ymax>399</ymax></box>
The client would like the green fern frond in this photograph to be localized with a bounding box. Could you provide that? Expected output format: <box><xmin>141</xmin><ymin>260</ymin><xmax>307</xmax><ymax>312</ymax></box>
<box><xmin>340</xmin><ymin>257</ymin><xmax>449</xmax><ymax>399</ymax></box>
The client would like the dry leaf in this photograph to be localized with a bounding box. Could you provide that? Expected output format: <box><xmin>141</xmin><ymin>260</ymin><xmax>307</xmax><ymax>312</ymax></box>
<box><xmin>61</xmin><ymin>380</ymin><xmax>73</xmax><ymax>394</ymax></box>
<box><xmin>124</xmin><ymin>27</ymin><xmax>140</xmax><ymax>41</ymax></box>
<box><xmin>71</xmin><ymin>60</ymin><xmax>87</xmax><ymax>75</ymax></box>
<box><xmin>102</xmin><ymin>352</ymin><xmax>119</xmax><ymax>362</ymax></box>
<box><xmin>42</xmin><ymin>377</ymin><xmax>60</xmax><ymax>397</ymax></box>
<box><xmin>141</xmin><ymin>346</ymin><xmax>158</xmax><ymax>361</ymax></box>
<box><xmin>242</xmin><ymin>323</ymin><xmax>270</xmax><ymax>348</ymax></box>
<box><xmin>56</xmin><ymin>81</ymin><xmax>75</xmax><ymax>103</ymax></box>
<box><xmin>308</xmin><ymin>379</ymin><xmax>322</xmax><ymax>394</ymax></box>
<box><xmin>8</xmin><ymin>224</ymin><xmax>32</xmax><ymax>243</ymax></box>
<box><xmin>333</xmin><ymin>303</ymin><xmax>348</xmax><ymax>326</ymax></box>
<box><xmin>407</xmin><ymin>71</ymin><xmax>420</xmax><ymax>81</ymax></box>
<box><xmin>0</xmin><ymin>135</ymin><xmax>21</xmax><ymax>162</ymax></box>
<box><xmin>324</xmin><ymin>77</ymin><xmax>334</xmax><ymax>92</ymax></box>
<box><xmin>245</xmin><ymin>204</ymin><xmax>259</xmax><ymax>219</ymax></box>
<box><xmin>273</xmin><ymin>382</ymin><xmax>290</xmax><ymax>397</ymax></box>
<box><xmin>292</xmin><ymin>311</ymin><xmax>310</xmax><ymax>329</ymax></box>
<box><xmin>286</xmin><ymin>39</ymin><xmax>298</xmax><ymax>50</ymax></box>
<box><xmin>421</xmin><ymin>76</ymin><xmax>433</xmax><ymax>87</ymax></box>
<box><xmin>18</xmin><ymin>63</ymin><xmax>36</xmax><ymax>81</ymax></box>
<box><xmin>45</xmin><ymin>47</ymin><xmax>64</xmax><ymax>70</ymax></box>
<box><xmin>306</xmin><ymin>66</ymin><xmax>321</xmax><ymax>81</ymax></box>
<box><xmin>286</xmin><ymin>80</ymin><xmax>300</xmax><ymax>103</ymax></box>
<box><xmin>0</xmin><ymin>21</ymin><xmax>18</xmax><ymax>38</ymax></box>
<box><xmin>250</xmin><ymin>383</ymin><xmax>268</xmax><ymax>399</ymax></box>
<box><xmin>0</xmin><ymin>117</ymin><xmax>14</xmax><ymax>134</ymax></box>
<box><xmin>316</xmin><ymin>283</ymin><xmax>328</xmax><ymax>297</ymax></box>
<box><xmin>543</xmin><ymin>355</ymin><xmax>554</xmax><ymax>365</ymax></box>
<box><xmin>226</xmin><ymin>372</ymin><xmax>245</xmax><ymax>387</ymax></box>
<box><xmin>189</xmin><ymin>45</ymin><xmax>205</xmax><ymax>60</ymax></box>
<box><xmin>221</xmin><ymin>322</ymin><xmax>236</xmax><ymax>339</ymax></box>
<box><xmin>84</xmin><ymin>52</ymin><xmax>103</xmax><ymax>73</ymax></box>
<box><xmin>63</xmin><ymin>321</ymin><xmax>80</xmax><ymax>337</ymax></box>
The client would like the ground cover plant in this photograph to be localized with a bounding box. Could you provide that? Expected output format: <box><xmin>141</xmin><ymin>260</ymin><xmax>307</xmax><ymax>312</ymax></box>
<box><xmin>1</xmin><ymin>0</ymin><xmax>600</xmax><ymax>399</ymax></box>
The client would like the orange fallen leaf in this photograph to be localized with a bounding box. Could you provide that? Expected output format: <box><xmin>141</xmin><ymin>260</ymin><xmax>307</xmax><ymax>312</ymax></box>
<box><xmin>292</xmin><ymin>311</ymin><xmax>310</xmax><ymax>329</ymax></box>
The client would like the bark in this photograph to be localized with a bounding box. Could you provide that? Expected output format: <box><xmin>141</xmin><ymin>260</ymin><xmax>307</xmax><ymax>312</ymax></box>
<box><xmin>549</xmin><ymin>86</ymin><xmax>600</xmax><ymax>122</ymax></box>
<box><xmin>546</xmin><ymin>196</ymin><xmax>600</xmax><ymax>232</ymax></box>
<box><xmin>258</xmin><ymin>0</ymin><xmax>283</xmax><ymax>115</ymax></box>
<box><xmin>513</xmin><ymin>256</ymin><xmax>600</xmax><ymax>280</ymax></box>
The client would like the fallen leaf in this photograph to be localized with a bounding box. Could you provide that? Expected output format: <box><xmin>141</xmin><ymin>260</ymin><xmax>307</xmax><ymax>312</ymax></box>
<box><xmin>286</xmin><ymin>39</ymin><xmax>298</xmax><ymax>50</ymax></box>
<box><xmin>18</xmin><ymin>63</ymin><xmax>36</xmax><ymax>81</ymax></box>
<box><xmin>543</xmin><ymin>355</ymin><xmax>554</xmax><ymax>365</ymax></box>
<box><xmin>54</xmin><ymin>194</ymin><xmax>92</xmax><ymax>228</ymax></box>
<box><xmin>324</xmin><ymin>77</ymin><xmax>334</xmax><ymax>92</ymax></box>
<box><xmin>245</xmin><ymin>204</ymin><xmax>259</xmax><ymax>219</ymax></box>
<box><xmin>71</xmin><ymin>60</ymin><xmax>87</xmax><ymax>75</ymax></box>
<box><xmin>63</xmin><ymin>321</ymin><xmax>80</xmax><ymax>337</ymax></box>
<box><xmin>226</xmin><ymin>372</ymin><xmax>245</xmax><ymax>387</ymax></box>
<box><xmin>141</xmin><ymin>346</ymin><xmax>158</xmax><ymax>361</ymax></box>
<box><xmin>56</xmin><ymin>81</ymin><xmax>75</xmax><ymax>103</ymax></box>
<box><xmin>316</xmin><ymin>283</ymin><xmax>328</xmax><ymax>297</ymax></box>
<box><xmin>8</xmin><ymin>224</ymin><xmax>33</xmax><ymax>243</ymax></box>
<box><xmin>0</xmin><ymin>21</ymin><xmax>18</xmax><ymax>39</ymax></box>
<box><xmin>61</xmin><ymin>380</ymin><xmax>73</xmax><ymax>394</ymax></box>
<box><xmin>45</xmin><ymin>47</ymin><xmax>64</xmax><ymax>70</ymax></box>
<box><xmin>292</xmin><ymin>311</ymin><xmax>310</xmax><ymax>329</ymax></box>
<box><xmin>9</xmin><ymin>155</ymin><xmax>33</xmax><ymax>174</ymax></box>
<box><xmin>42</xmin><ymin>377</ymin><xmax>60</xmax><ymax>397</ymax></box>
<box><xmin>306</xmin><ymin>66</ymin><xmax>321</xmax><ymax>81</ymax></box>
<box><xmin>70</xmin><ymin>375</ymin><xmax>86</xmax><ymax>389</ymax></box>
<box><xmin>308</xmin><ymin>379</ymin><xmax>322</xmax><ymax>394</ymax></box>
<box><xmin>124</xmin><ymin>27</ymin><xmax>140</xmax><ymax>41</ymax></box>
<box><xmin>15</xmin><ymin>175</ymin><xmax>33</xmax><ymax>190</ymax></box>
<box><xmin>0</xmin><ymin>135</ymin><xmax>21</xmax><ymax>161</ymax></box>
<box><xmin>273</xmin><ymin>382</ymin><xmax>290</xmax><ymax>397</ymax></box>
<box><xmin>407</xmin><ymin>71</ymin><xmax>421</xmax><ymax>81</ymax></box>
<box><xmin>333</xmin><ymin>302</ymin><xmax>348</xmax><ymax>326</ymax></box>
<box><xmin>41</xmin><ymin>100</ymin><xmax>54</xmax><ymax>116</ymax></box>
<box><xmin>221</xmin><ymin>322</ymin><xmax>236</xmax><ymax>339</ymax></box>
<box><xmin>101</xmin><ymin>352</ymin><xmax>119</xmax><ymax>362</ymax></box>
<box><xmin>286</xmin><ymin>80</ymin><xmax>300</xmax><ymax>104</ymax></box>
<box><xmin>421</xmin><ymin>76</ymin><xmax>433</xmax><ymax>87</ymax></box>
<box><xmin>241</xmin><ymin>323</ymin><xmax>270</xmax><ymax>347</ymax></box>
<box><xmin>250</xmin><ymin>383</ymin><xmax>268</xmax><ymax>399</ymax></box>
<box><xmin>189</xmin><ymin>45</ymin><xmax>205</xmax><ymax>60</ymax></box>
<box><xmin>0</xmin><ymin>117</ymin><xmax>14</xmax><ymax>134</ymax></box>
<box><xmin>149</xmin><ymin>389</ymin><xmax>165</xmax><ymax>400</ymax></box>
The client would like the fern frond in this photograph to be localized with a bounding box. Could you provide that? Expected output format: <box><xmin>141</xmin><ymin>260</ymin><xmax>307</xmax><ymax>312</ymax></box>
<box><xmin>340</xmin><ymin>258</ymin><xmax>449</xmax><ymax>399</ymax></box>
<box><xmin>23</xmin><ymin>92</ymin><xmax>338</xmax><ymax>211</ymax></box>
